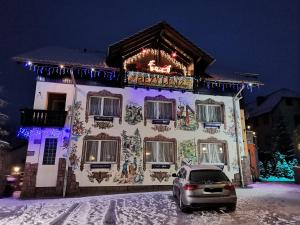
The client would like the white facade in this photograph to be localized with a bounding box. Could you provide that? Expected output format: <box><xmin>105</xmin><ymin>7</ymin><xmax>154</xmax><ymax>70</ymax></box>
<box><xmin>25</xmin><ymin>81</ymin><xmax>245</xmax><ymax>188</ymax></box>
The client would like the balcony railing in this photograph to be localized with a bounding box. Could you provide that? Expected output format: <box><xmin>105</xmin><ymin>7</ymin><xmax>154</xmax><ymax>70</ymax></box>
<box><xmin>20</xmin><ymin>109</ymin><xmax>68</xmax><ymax>127</ymax></box>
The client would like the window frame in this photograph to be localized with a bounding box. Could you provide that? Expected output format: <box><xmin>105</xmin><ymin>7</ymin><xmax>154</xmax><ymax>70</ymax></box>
<box><xmin>145</xmin><ymin>140</ymin><xmax>175</xmax><ymax>164</ymax></box>
<box><xmin>144</xmin><ymin>95</ymin><xmax>176</xmax><ymax>125</ymax></box>
<box><xmin>85</xmin><ymin>90</ymin><xmax>123</xmax><ymax>124</ymax></box>
<box><xmin>84</xmin><ymin>139</ymin><xmax>118</xmax><ymax>164</ymax></box>
<box><xmin>42</xmin><ymin>138</ymin><xmax>58</xmax><ymax>165</ymax></box>
<box><xmin>195</xmin><ymin>98</ymin><xmax>225</xmax><ymax>127</ymax></box>
<box><xmin>197</xmin><ymin>138</ymin><xmax>228</xmax><ymax>165</ymax></box>
<box><xmin>143</xmin><ymin>134</ymin><xmax>177</xmax><ymax>170</ymax></box>
<box><xmin>81</xmin><ymin>133</ymin><xmax>121</xmax><ymax>171</ymax></box>
<box><xmin>88</xmin><ymin>96</ymin><xmax>121</xmax><ymax>117</ymax></box>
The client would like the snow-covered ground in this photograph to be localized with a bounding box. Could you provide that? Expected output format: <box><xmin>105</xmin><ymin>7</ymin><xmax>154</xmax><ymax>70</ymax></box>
<box><xmin>0</xmin><ymin>183</ymin><xmax>299</xmax><ymax>225</ymax></box>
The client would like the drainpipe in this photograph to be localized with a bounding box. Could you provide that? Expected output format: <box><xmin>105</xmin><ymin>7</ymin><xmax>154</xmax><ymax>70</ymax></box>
<box><xmin>63</xmin><ymin>69</ymin><xmax>77</xmax><ymax>197</ymax></box>
<box><xmin>233</xmin><ymin>84</ymin><xmax>245</xmax><ymax>187</ymax></box>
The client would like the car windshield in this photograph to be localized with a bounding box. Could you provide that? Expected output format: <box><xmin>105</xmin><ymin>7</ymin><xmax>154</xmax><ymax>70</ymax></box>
<box><xmin>189</xmin><ymin>170</ymin><xmax>229</xmax><ymax>184</ymax></box>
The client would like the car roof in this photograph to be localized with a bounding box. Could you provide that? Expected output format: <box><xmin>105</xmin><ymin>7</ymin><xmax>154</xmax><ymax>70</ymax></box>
<box><xmin>180</xmin><ymin>164</ymin><xmax>222</xmax><ymax>172</ymax></box>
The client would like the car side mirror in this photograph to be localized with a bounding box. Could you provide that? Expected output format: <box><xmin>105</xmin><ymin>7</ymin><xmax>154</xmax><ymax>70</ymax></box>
<box><xmin>171</xmin><ymin>173</ymin><xmax>177</xmax><ymax>177</ymax></box>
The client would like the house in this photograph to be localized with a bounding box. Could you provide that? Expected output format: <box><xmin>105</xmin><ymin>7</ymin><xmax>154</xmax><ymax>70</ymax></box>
<box><xmin>247</xmin><ymin>88</ymin><xmax>300</xmax><ymax>161</ymax></box>
<box><xmin>14</xmin><ymin>22</ymin><xmax>261</xmax><ymax>198</ymax></box>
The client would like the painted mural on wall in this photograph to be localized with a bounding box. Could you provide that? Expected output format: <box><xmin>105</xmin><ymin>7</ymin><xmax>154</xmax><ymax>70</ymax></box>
<box><xmin>125</xmin><ymin>103</ymin><xmax>143</xmax><ymax>125</ymax></box>
<box><xmin>113</xmin><ymin>129</ymin><xmax>144</xmax><ymax>184</ymax></box>
<box><xmin>203</xmin><ymin>127</ymin><xmax>220</xmax><ymax>134</ymax></box>
<box><xmin>150</xmin><ymin>171</ymin><xmax>170</xmax><ymax>182</ymax></box>
<box><xmin>225</xmin><ymin>107</ymin><xmax>241</xmax><ymax>141</ymax></box>
<box><xmin>176</xmin><ymin>102</ymin><xmax>198</xmax><ymax>131</ymax></box>
<box><xmin>68</xmin><ymin>101</ymin><xmax>91</xmax><ymax>137</ymax></box>
<box><xmin>178</xmin><ymin>139</ymin><xmax>197</xmax><ymax>166</ymax></box>
<box><xmin>69</xmin><ymin>143</ymin><xmax>80</xmax><ymax>170</ymax></box>
<box><xmin>151</xmin><ymin>125</ymin><xmax>171</xmax><ymax>132</ymax></box>
<box><xmin>88</xmin><ymin>171</ymin><xmax>112</xmax><ymax>183</ymax></box>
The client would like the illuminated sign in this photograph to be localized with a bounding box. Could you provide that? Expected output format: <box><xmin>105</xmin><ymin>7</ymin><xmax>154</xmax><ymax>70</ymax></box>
<box><xmin>127</xmin><ymin>71</ymin><xmax>194</xmax><ymax>90</ymax></box>
<box><xmin>148</xmin><ymin>60</ymin><xmax>171</xmax><ymax>74</ymax></box>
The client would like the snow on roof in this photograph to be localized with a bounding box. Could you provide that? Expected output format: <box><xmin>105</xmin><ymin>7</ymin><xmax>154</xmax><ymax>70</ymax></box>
<box><xmin>247</xmin><ymin>88</ymin><xmax>300</xmax><ymax>118</ymax></box>
<box><xmin>13</xmin><ymin>47</ymin><xmax>113</xmax><ymax>69</ymax></box>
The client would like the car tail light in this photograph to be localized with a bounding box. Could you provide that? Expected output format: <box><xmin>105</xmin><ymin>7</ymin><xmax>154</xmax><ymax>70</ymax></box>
<box><xmin>183</xmin><ymin>184</ymin><xmax>198</xmax><ymax>190</ymax></box>
<box><xmin>224</xmin><ymin>184</ymin><xmax>235</xmax><ymax>191</ymax></box>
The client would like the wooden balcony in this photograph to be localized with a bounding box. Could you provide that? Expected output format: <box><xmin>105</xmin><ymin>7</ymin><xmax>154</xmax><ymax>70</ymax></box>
<box><xmin>20</xmin><ymin>109</ymin><xmax>67</xmax><ymax>127</ymax></box>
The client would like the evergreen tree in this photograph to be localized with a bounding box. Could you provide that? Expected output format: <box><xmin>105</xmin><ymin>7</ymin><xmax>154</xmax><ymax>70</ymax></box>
<box><xmin>271</xmin><ymin>116</ymin><xmax>295</xmax><ymax>161</ymax></box>
<box><xmin>0</xmin><ymin>88</ymin><xmax>10</xmax><ymax>151</ymax></box>
<box><xmin>266</xmin><ymin>161</ymin><xmax>273</xmax><ymax>177</ymax></box>
<box><xmin>258</xmin><ymin>161</ymin><xmax>266</xmax><ymax>177</ymax></box>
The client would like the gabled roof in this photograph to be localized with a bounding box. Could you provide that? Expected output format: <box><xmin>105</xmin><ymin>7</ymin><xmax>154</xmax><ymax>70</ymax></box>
<box><xmin>247</xmin><ymin>88</ymin><xmax>300</xmax><ymax>118</ymax></box>
<box><xmin>106</xmin><ymin>21</ymin><xmax>214</xmax><ymax>72</ymax></box>
<box><xmin>13</xmin><ymin>47</ymin><xmax>111</xmax><ymax>69</ymax></box>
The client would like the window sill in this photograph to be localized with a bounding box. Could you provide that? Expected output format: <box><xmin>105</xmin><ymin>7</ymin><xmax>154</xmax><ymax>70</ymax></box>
<box><xmin>203</xmin><ymin>122</ymin><xmax>222</xmax><ymax>128</ymax></box>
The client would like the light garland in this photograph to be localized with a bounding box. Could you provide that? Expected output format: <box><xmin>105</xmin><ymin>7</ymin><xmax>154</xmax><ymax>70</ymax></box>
<box><xmin>123</xmin><ymin>48</ymin><xmax>187</xmax><ymax>75</ymax></box>
<box><xmin>24</xmin><ymin>61</ymin><xmax>119</xmax><ymax>81</ymax></box>
<box><xmin>17</xmin><ymin>127</ymin><xmax>69</xmax><ymax>140</ymax></box>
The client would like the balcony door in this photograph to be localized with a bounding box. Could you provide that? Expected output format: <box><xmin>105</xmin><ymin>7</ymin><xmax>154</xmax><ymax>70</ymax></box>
<box><xmin>47</xmin><ymin>93</ymin><xmax>66</xmax><ymax>111</ymax></box>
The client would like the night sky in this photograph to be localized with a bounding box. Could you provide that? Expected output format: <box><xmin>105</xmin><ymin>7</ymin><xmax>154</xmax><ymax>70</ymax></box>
<box><xmin>1</xmin><ymin>0</ymin><xmax>300</xmax><ymax>135</ymax></box>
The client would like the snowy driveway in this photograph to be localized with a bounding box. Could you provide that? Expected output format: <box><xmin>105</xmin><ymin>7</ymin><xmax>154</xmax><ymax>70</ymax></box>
<box><xmin>0</xmin><ymin>183</ymin><xmax>299</xmax><ymax>225</ymax></box>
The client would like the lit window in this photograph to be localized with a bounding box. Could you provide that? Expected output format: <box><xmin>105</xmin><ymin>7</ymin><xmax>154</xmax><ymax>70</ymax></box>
<box><xmin>84</xmin><ymin>140</ymin><xmax>118</xmax><ymax>163</ymax></box>
<box><xmin>198</xmin><ymin>143</ymin><xmax>226</xmax><ymax>164</ymax></box>
<box><xmin>145</xmin><ymin>141</ymin><xmax>175</xmax><ymax>163</ymax></box>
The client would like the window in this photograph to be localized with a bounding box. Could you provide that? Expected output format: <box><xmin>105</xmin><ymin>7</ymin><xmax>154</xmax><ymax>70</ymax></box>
<box><xmin>197</xmin><ymin>104</ymin><xmax>222</xmax><ymax>123</ymax></box>
<box><xmin>145</xmin><ymin>101</ymin><xmax>173</xmax><ymax>120</ymax></box>
<box><xmin>89</xmin><ymin>96</ymin><xmax>120</xmax><ymax>117</ymax></box>
<box><xmin>198</xmin><ymin>143</ymin><xmax>225</xmax><ymax>164</ymax></box>
<box><xmin>145</xmin><ymin>141</ymin><xmax>175</xmax><ymax>163</ymax></box>
<box><xmin>189</xmin><ymin>170</ymin><xmax>229</xmax><ymax>183</ymax></box>
<box><xmin>42</xmin><ymin>138</ymin><xmax>57</xmax><ymax>165</ymax></box>
<box><xmin>47</xmin><ymin>93</ymin><xmax>66</xmax><ymax>111</ymax></box>
<box><xmin>84</xmin><ymin>140</ymin><xmax>118</xmax><ymax>163</ymax></box>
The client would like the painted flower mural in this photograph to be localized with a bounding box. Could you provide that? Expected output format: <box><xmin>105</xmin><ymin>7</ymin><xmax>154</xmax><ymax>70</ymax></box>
<box><xmin>68</xmin><ymin>101</ymin><xmax>91</xmax><ymax>137</ymax></box>
<box><xmin>113</xmin><ymin>129</ymin><xmax>144</xmax><ymax>184</ymax></box>
<box><xmin>69</xmin><ymin>143</ymin><xmax>80</xmax><ymax>170</ymax></box>
<box><xmin>178</xmin><ymin>140</ymin><xmax>197</xmax><ymax>166</ymax></box>
<box><xmin>176</xmin><ymin>103</ymin><xmax>198</xmax><ymax>131</ymax></box>
<box><xmin>125</xmin><ymin>103</ymin><xmax>143</xmax><ymax>125</ymax></box>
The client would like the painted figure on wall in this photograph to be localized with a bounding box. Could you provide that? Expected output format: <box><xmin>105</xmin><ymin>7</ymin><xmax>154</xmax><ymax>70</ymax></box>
<box><xmin>113</xmin><ymin>129</ymin><xmax>144</xmax><ymax>184</ymax></box>
<box><xmin>178</xmin><ymin>140</ymin><xmax>197</xmax><ymax>166</ymax></box>
<box><xmin>125</xmin><ymin>103</ymin><xmax>143</xmax><ymax>125</ymax></box>
<box><xmin>176</xmin><ymin>100</ymin><xmax>198</xmax><ymax>131</ymax></box>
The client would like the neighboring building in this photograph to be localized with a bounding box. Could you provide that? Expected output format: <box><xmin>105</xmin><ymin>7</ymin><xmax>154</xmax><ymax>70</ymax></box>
<box><xmin>14</xmin><ymin>22</ymin><xmax>261</xmax><ymax>198</ymax></box>
<box><xmin>247</xmin><ymin>89</ymin><xmax>300</xmax><ymax>161</ymax></box>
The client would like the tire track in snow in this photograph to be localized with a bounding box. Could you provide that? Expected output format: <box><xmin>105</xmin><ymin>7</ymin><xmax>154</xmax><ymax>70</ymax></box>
<box><xmin>103</xmin><ymin>200</ymin><xmax>117</xmax><ymax>225</ymax></box>
<box><xmin>50</xmin><ymin>202</ymin><xmax>79</xmax><ymax>225</ymax></box>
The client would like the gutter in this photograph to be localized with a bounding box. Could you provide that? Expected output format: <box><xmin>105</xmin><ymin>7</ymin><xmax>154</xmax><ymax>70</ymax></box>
<box><xmin>62</xmin><ymin>69</ymin><xmax>77</xmax><ymax>197</ymax></box>
<box><xmin>233</xmin><ymin>85</ymin><xmax>245</xmax><ymax>187</ymax></box>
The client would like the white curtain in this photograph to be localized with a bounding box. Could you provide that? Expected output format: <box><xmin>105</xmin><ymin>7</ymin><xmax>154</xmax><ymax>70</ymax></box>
<box><xmin>198</xmin><ymin>104</ymin><xmax>221</xmax><ymax>122</ymax></box>
<box><xmin>159</xmin><ymin>102</ymin><xmax>172</xmax><ymax>120</ymax></box>
<box><xmin>199</xmin><ymin>143</ymin><xmax>224</xmax><ymax>164</ymax></box>
<box><xmin>147</xmin><ymin>102</ymin><xmax>172</xmax><ymax>120</ymax></box>
<box><xmin>103</xmin><ymin>98</ymin><xmax>120</xmax><ymax>116</ymax></box>
<box><xmin>86</xmin><ymin>141</ymin><xmax>98</xmax><ymax>162</ymax></box>
<box><xmin>146</xmin><ymin>142</ymin><xmax>174</xmax><ymax>162</ymax></box>
<box><xmin>207</xmin><ymin>105</ymin><xmax>221</xmax><ymax>122</ymax></box>
<box><xmin>198</xmin><ymin>105</ymin><xmax>207</xmax><ymax>122</ymax></box>
<box><xmin>146</xmin><ymin>102</ymin><xmax>158</xmax><ymax>119</ymax></box>
<box><xmin>100</xmin><ymin>141</ymin><xmax>117</xmax><ymax>162</ymax></box>
<box><xmin>89</xmin><ymin>97</ymin><xmax>102</xmax><ymax>115</ymax></box>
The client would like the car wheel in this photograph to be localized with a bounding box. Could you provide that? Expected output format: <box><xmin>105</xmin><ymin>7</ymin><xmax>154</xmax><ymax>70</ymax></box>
<box><xmin>179</xmin><ymin>192</ymin><xmax>188</xmax><ymax>212</ymax></box>
<box><xmin>172</xmin><ymin>186</ymin><xmax>177</xmax><ymax>198</ymax></box>
<box><xmin>226</xmin><ymin>203</ymin><xmax>236</xmax><ymax>212</ymax></box>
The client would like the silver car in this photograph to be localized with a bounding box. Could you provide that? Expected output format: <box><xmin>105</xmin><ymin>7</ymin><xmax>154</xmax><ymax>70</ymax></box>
<box><xmin>172</xmin><ymin>165</ymin><xmax>237</xmax><ymax>212</ymax></box>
